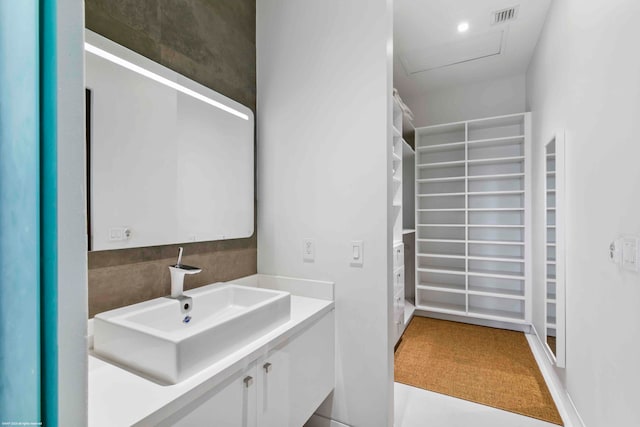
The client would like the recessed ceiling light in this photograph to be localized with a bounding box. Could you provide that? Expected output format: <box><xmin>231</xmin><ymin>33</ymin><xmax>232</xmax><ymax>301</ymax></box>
<box><xmin>458</xmin><ymin>21</ymin><xmax>470</xmax><ymax>33</ymax></box>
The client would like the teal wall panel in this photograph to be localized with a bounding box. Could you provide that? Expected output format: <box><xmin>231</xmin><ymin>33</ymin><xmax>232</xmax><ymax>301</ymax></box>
<box><xmin>0</xmin><ymin>0</ymin><xmax>42</xmax><ymax>423</ymax></box>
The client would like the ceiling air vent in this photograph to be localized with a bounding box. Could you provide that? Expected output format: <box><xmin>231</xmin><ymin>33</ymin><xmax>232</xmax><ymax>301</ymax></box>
<box><xmin>492</xmin><ymin>6</ymin><xmax>519</xmax><ymax>25</ymax></box>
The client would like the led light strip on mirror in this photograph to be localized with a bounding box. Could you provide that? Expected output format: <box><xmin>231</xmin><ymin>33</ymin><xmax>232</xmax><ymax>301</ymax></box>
<box><xmin>84</xmin><ymin>42</ymin><xmax>249</xmax><ymax>121</ymax></box>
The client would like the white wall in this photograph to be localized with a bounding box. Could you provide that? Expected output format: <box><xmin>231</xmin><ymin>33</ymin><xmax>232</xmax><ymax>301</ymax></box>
<box><xmin>256</xmin><ymin>1</ymin><xmax>394</xmax><ymax>426</ymax></box>
<box><xmin>57</xmin><ymin>0</ymin><xmax>88</xmax><ymax>425</ymax></box>
<box><xmin>527</xmin><ymin>0</ymin><xmax>640</xmax><ymax>425</ymax></box>
<box><xmin>405</xmin><ymin>74</ymin><xmax>526</xmax><ymax>127</ymax></box>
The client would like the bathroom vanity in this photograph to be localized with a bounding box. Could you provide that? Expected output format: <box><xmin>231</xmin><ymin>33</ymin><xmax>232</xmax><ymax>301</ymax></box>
<box><xmin>88</xmin><ymin>275</ymin><xmax>335</xmax><ymax>426</ymax></box>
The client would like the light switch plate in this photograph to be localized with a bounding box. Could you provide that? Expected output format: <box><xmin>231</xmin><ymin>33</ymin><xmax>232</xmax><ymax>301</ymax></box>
<box><xmin>109</xmin><ymin>227</ymin><xmax>130</xmax><ymax>241</ymax></box>
<box><xmin>303</xmin><ymin>239</ymin><xmax>315</xmax><ymax>262</ymax></box>
<box><xmin>350</xmin><ymin>240</ymin><xmax>363</xmax><ymax>267</ymax></box>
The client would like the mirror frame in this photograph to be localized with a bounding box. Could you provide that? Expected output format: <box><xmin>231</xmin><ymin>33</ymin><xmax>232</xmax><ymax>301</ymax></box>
<box><xmin>544</xmin><ymin>132</ymin><xmax>566</xmax><ymax>367</ymax></box>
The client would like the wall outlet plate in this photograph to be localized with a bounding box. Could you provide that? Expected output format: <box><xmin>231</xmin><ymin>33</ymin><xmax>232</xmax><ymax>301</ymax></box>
<box><xmin>303</xmin><ymin>238</ymin><xmax>315</xmax><ymax>262</ymax></box>
<box><xmin>622</xmin><ymin>236</ymin><xmax>639</xmax><ymax>272</ymax></box>
<box><xmin>609</xmin><ymin>239</ymin><xmax>621</xmax><ymax>265</ymax></box>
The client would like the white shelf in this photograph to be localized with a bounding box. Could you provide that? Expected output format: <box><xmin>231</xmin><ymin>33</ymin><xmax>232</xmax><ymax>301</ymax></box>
<box><xmin>418</xmin><ymin>160</ymin><xmax>466</xmax><ymax>168</ymax></box>
<box><xmin>416</xmin><ymin>141</ymin><xmax>466</xmax><ymax>151</ymax></box>
<box><xmin>418</xmin><ymin>192</ymin><xmax>466</xmax><ymax>197</ymax></box>
<box><xmin>415</xmin><ymin>304</ymin><xmax>466</xmax><ymax>316</ymax></box>
<box><xmin>468</xmin><ymin>270</ymin><xmax>525</xmax><ymax>280</ymax></box>
<box><xmin>467</xmin><ymin>224</ymin><xmax>524</xmax><ymax>228</ymax></box>
<box><xmin>467</xmin><ymin>190</ymin><xmax>524</xmax><ymax>196</ymax></box>
<box><xmin>468</xmin><ymin>208</ymin><xmax>524</xmax><ymax>212</ymax></box>
<box><xmin>468</xmin><ymin>173</ymin><xmax>524</xmax><ymax>181</ymax></box>
<box><xmin>467</xmin><ymin>255</ymin><xmax>524</xmax><ymax>263</ymax></box>
<box><xmin>417</xmin><ymin>283</ymin><xmax>466</xmax><ymax>294</ymax></box>
<box><xmin>468</xmin><ymin>286</ymin><xmax>525</xmax><ymax>299</ymax></box>
<box><xmin>418</xmin><ymin>253</ymin><xmax>466</xmax><ymax>260</ymax></box>
<box><xmin>417</xmin><ymin>267</ymin><xmax>466</xmax><ymax>276</ymax></box>
<box><xmin>468</xmin><ymin>289</ymin><xmax>525</xmax><ymax>301</ymax></box>
<box><xmin>402</xmin><ymin>139</ymin><xmax>415</xmax><ymax>154</ymax></box>
<box><xmin>467</xmin><ymin>135</ymin><xmax>525</xmax><ymax>146</ymax></box>
<box><xmin>414</xmin><ymin>112</ymin><xmax>530</xmax><ymax>325</ymax></box>
<box><xmin>467</xmin><ymin>156</ymin><xmax>524</xmax><ymax>165</ymax></box>
<box><xmin>417</xmin><ymin>223</ymin><xmax>466</xmax><ymax>227</ymax></box>
<box><xmin>418</xmin><ymin>208</ymin><xmax>466</xmax><ymax>212</ymax></box>
<box><xmin>468</xmin><ymin>240</ymin><xmax>524</xmax><ymax>245</ymax></box>
<box><xmin>417</xmin><ymin>176</ymin><xmax>465</xmax><ymax>183</ymax></box>
<box><xmin>467</xmin><ymin>308</ymin><xmax>526</xmax><ymax>323</ymax></box>
<box><xmin>402</xmin><ymin>229</ymin><xmax>416</xmax><ymax>234</ymax></box>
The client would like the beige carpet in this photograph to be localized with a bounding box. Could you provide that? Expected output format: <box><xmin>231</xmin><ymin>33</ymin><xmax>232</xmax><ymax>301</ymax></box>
<box><xmin>395</xmin><ymin>317</ymin><xmax>563</xmax><ymax>425</ymax></box>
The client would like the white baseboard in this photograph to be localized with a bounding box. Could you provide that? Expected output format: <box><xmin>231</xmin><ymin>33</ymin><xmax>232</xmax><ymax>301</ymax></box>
<box><xmin>304</xmin><ymin>414</ymin><xmax>352</xmax><ymax>427</ymax></box>
<box><xmin>526</xmin><ymin>330</ymin><xmax>586</xmax><ymax>427</ymax></box>
<box><xmin>414</xmin><ymin>310</ymin><xmax>532</xmax><ymax>333</ymax></box>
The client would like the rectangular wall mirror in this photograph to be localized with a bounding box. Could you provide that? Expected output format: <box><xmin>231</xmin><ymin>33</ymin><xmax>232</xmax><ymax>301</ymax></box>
<box><xmin>544</xmin><ymin>132</ymin><xmax>565</xmax><ymax>367</ymax></box>
<box><xmin>85</xmin><ymin>30</ymin><xmax>254</xmax><ymax>251</ymax></box>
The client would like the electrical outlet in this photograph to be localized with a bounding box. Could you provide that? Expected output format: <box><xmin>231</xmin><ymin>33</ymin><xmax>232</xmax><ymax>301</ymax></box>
<box><xmin>609</xmin><ymin>239</ymin><xmax>621</xmax><ymax>265</ymax></box>
<box><xmin>622</xmin><ymin>236</ymin><xmax>639</xmax><ymax>272</ymax></box>
<box><xmin>303</xmin><ymin>239</ymin><xmax>315</xmax><ymax>262</ymax></box>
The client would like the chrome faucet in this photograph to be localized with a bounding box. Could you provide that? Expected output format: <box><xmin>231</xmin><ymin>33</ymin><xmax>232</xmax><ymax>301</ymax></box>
<box><xmin>169</xmin><ymin>247</ymin><xmax>202</xmax><ymax>297</ymax></box>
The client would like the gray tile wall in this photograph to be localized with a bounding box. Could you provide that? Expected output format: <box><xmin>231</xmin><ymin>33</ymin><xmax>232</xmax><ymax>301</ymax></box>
<box><xmin>85</xmin><ymin>0</ymin><xmax>257</xmax><ymax>317</ymax></box>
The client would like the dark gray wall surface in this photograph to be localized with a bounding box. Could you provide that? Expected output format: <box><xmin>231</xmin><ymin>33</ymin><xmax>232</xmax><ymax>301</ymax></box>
<box><xmin>85</xmin><ymin>0</ymin><xmax>256</xmax><ymax>317</ymax></box>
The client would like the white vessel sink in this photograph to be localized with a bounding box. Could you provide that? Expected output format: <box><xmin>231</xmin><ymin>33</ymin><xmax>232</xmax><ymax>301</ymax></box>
<box><xmin>93</xmin><ymin>284</ymin><xmax>291</xmax><ymax>384</ymax></box>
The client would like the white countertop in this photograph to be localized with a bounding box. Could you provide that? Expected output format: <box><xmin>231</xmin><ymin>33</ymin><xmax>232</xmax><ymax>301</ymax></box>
<box><xmin>89</xmin><ymin>277</ymin><xmax>334</xmax><ymax>426</ymax></box>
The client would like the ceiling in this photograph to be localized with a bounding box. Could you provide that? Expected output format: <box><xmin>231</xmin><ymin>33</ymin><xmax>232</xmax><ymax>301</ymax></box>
<box><xmin>394</xmin><ymin>0</ymin><xmax>551</xmax><ymax>97</ymax></box>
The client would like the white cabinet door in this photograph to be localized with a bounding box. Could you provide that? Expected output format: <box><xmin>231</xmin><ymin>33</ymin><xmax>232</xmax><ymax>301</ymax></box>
<box><xmin>160</xmin><ymin>364</ymin><xmax>258</xmax><ymax>427</ymax></box>
<box><xmin>257</xmin><ymin>348</ymin><xmax>290</xmax><ymax>427</ymax></box>
<box><xmin>258</xmin><ymin>310</ymin><xmax>335</xmax><ymax>427</ymax></box>
<box><xmin>287</xmin><ymin>311</ymin><xmax>335</xmax><ymax>427</ymax></box>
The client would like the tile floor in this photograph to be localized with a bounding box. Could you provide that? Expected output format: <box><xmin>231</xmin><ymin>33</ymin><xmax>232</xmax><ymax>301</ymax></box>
<box><xmin>394</xmin><ymin>382</ymin><xmax>560</xmax><ymax>427</ymax></box>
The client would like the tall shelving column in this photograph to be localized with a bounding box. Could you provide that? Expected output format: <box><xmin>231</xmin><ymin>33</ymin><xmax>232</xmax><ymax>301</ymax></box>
<box><xmin>401</xmin><ymin>115</ymin><xmax>416</xmax><ymax>327</ymax></box>
<box><xmin>414</xmin><ymin>113</ymin><xmax>531</xmax><ymax>326</ymax></box>
<box><xmin>391</xmin><ymin>98</ymin><xmax>405</xmax><ymax>343</ymax></box>
<box><xmin>415</xmin><ymin>122</ymin><xmax>468</xmax><ymax>315</ymax></box>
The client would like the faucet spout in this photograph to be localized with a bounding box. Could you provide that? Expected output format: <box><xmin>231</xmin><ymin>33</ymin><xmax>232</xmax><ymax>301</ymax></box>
<box><xmin>168</xmin><ymin>247</ymin><xmax>202</xmax><ymax>297</ymax></box>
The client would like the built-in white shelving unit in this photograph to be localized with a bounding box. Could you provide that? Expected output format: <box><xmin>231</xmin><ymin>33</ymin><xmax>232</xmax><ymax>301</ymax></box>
<box><xmin>391</xmin><ymin>98</ymin><xmax>405</xmax><ymax>344</ymax></box>
<box><xmin>401</xmin><ymin>120</ymin><xmax>416</xmax><ymax>331</ymax></box>
<box><xmin>414</xmin><ymin>113</ymin><xmax>531</xmax><ymax>325</ymax></box>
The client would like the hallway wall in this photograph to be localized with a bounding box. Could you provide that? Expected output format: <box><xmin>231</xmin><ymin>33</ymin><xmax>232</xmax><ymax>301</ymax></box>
<box><xmin>527</xmin><ymin>0</ymin><xmax>640</xmax><ymax>425</ymax></box>
<box><xmin>256</xmin><ymin>0</ymin><xmax>394</xmax><ymax>425</ymax></box>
